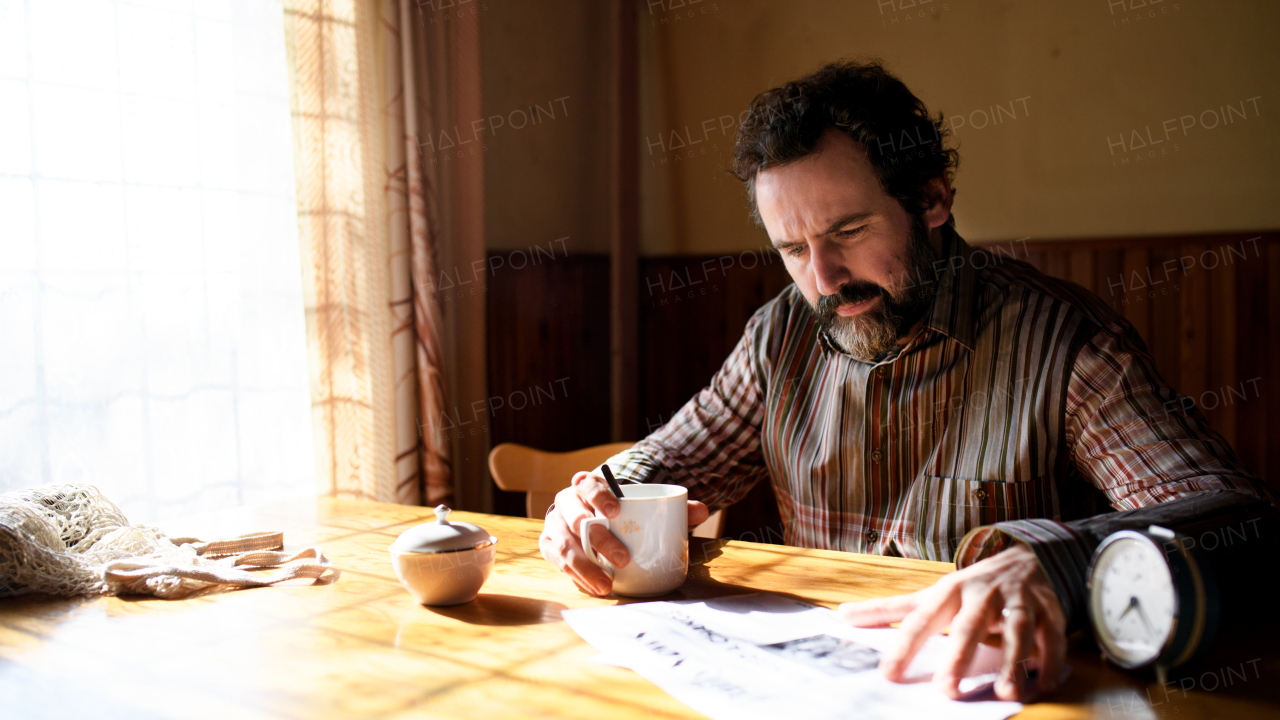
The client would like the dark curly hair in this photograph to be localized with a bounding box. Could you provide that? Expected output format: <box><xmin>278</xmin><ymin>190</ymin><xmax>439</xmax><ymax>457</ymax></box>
<box><xmin>732</xmin><ymin>60</ymin><xmax>958</xmax><ymax>225</ymax></box>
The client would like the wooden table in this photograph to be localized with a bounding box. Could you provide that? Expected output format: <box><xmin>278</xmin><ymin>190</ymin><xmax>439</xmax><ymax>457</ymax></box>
<box><xmin>2</xmin><ymin>498</ymin><xmax>1277</xmax><ymax>719</ymax></box>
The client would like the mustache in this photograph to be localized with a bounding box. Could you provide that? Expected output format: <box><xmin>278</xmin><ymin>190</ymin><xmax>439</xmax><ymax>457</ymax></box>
<box><xmin>815</xmin><ymin>281</ymin><xmax>887</xmax><ymax>320</ymax></box>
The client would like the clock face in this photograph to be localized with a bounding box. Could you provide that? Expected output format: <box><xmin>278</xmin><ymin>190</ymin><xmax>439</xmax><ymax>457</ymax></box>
<box><xmin>1088</xmin><ymin>535</ymin><xmax>1177</xmax><ymax>667</ymax></box>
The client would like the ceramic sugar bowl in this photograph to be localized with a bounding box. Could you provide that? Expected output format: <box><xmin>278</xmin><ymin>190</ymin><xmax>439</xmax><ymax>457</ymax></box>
<box><xmin>389</xmin><ymin>505</ymin><xmax>498</xmax><ymax>606</ymax></box>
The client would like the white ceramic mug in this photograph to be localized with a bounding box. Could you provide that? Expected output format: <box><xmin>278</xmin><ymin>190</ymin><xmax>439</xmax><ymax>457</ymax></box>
<box><xmin>579</xmin><ymin>483</ymin><xmax>689</xmax><ymax>597</ymax></box>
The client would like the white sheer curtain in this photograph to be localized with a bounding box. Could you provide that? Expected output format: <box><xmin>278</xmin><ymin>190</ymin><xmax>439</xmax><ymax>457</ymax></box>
<box><xmin>0</xmin><ymin>0</ymin><xmax>315</xmax><ymax>522</ymax></box>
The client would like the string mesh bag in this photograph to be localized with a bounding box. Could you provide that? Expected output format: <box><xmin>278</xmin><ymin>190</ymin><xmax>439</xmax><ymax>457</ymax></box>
<box><xmin>0</xmin><ymin>483</ymin><xmax>331</xmax><ymax>600</ymax></box>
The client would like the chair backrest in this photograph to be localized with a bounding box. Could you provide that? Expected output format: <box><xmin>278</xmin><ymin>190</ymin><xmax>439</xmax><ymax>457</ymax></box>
<box><xmin>488</xmin><ymin>442</ymin><xmax>635</xmax><ymax>519</ymax></box>
<box><xmin>488</xmin><ymin>442</ymin><xmax>726</xmax><ymax>538</ymax></box>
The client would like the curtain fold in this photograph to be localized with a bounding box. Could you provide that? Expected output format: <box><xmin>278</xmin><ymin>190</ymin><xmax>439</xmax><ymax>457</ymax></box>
<box><xmin>383</xmin><ymin>0</ymin><xmax>488</xmax><ymax>510</ymax></box>
<box><xmin>382</xmin><ymin>0</ymin><xmax>453</xmax><ymax>507</ymax></box>
<box><xmin>285</xmin><ymin>0</ymin><xmax>399</xmax><ymax>502</ymax></box>
<box><xmin>286</xmin><ymin>0</ymin><xmax>482</xmax><ymax>507</ymax></box>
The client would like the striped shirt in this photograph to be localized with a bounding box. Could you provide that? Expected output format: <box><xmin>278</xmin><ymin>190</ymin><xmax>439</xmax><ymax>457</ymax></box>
<box><xmin>606</xmin><ymin>227</ymin><xmax>1268</xmax><ymax>628</ymax></box>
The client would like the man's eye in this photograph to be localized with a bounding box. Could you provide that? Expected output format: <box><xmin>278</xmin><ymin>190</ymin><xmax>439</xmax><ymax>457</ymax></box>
<box><xmin>838</xmin><ymin>227</ymin><xmax>864</xmax><ymax>237</ymax></box>
<box><xmin>786</xmin><ymin>245</ymin><xmax>805</xmax><ymax>257</ymax></box>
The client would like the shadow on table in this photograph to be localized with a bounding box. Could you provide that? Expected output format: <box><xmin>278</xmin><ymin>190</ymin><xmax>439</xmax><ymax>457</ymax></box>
<box><xmin>0</xmin><ymin>593</ymin><xmax>99</xmax><ymax>630</ymax></box>
<box><xmin>428</xmin><ymin>593</ymin><xmax>568</xmax><ymax>626</ymax></box>
<box><xmin>606</xmin><ymin>537</ymin><xmax>821</xmax><ymax>610</ymax></box>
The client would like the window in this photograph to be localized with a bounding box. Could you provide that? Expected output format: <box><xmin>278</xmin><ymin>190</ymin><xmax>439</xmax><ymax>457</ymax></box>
<box><xmin>0</xmin><ymin>0</ymin><xmax>314</xmax><ymax>521</ymax></box>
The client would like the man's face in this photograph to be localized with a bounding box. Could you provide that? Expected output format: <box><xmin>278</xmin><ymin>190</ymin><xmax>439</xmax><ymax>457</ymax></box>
<box><xmin>755</xmin><ymin>128</ymin><xmax>945</xmax><ymax>361</ymax></box>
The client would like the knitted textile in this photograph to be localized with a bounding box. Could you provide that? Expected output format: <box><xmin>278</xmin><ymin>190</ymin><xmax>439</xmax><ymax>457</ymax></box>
<box><xmin>0</xmin><ymin>484</ymin><xmax>330</xmax><ymax>599</ymax></box>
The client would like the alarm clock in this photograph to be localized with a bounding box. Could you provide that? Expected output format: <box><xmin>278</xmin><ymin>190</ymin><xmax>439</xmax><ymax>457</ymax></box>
<box><xmin>1086</xmin><ymin>525</ymin><xmax>1218</xmax><ymax>673</ymax></box>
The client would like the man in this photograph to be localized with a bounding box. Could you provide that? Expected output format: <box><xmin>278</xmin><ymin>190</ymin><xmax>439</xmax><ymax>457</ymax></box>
<box><xmin>539</xmin><ymin>61</ymin><xmax>1269</xmax><ymax>701</ymax></box>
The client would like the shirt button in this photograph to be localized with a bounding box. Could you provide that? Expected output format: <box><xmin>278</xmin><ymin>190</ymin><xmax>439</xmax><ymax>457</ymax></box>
<box><xmin>876</xmin><ymin>367</ymin><xmax>885</xmax><ymax>377</ymax></box>
<box><xmin>870</xmin><ymin>449</ymin><xmax>882</xmax><ymax>462</ymax></box>
<box><xmin>866</xmin><ymin>529</ymin><xmax>879</xmax><ymax>542</ymax></box>
<box><xmin>973</xmin><ymin>489</ymin><xmax>988</xmax><ymax>501</ymax></box>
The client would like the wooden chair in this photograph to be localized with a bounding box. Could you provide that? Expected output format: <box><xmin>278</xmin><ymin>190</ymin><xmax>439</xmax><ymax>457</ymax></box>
<box><xmin>488</xmin><ymin>442</ymin><xmax>725</xmax><ymax>538</ymax></box>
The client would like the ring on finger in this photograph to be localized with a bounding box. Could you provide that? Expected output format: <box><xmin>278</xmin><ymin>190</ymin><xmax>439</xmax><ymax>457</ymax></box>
<box><xmin>1002</xmin><ymin>605</ymin><xmax>1035</xmax><ymax>621</ymax></box>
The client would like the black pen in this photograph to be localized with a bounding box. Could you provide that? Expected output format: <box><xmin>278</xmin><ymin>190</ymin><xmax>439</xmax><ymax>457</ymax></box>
<box><xmin>600</xmin><ymin>464</ymin><xmax>625</xmax><ymax>499</ymax></box>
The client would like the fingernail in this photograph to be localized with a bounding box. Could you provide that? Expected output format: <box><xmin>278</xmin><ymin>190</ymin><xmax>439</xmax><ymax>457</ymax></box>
<box><xmin>837</xmin><ymin>602</ymin><xmax>863</xmax><ymax>616</ymax></box>
<box><xmin>610</xmin><ymin>551</ymin><xmax>628</xmax><ymax>567</ymax></box>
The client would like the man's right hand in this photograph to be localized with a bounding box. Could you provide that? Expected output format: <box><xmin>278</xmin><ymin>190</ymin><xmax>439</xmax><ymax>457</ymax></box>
<box><xmin>539</xmin><ymin>470</ymin><xmax>709</xmax><ymax>596</ymax></box>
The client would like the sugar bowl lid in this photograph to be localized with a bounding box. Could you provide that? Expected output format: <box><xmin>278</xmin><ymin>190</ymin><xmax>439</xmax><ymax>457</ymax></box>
<box><xmin>391</xmin><ymin>505</ymin><xmax>492</xmax><ymax>553</ymax></box>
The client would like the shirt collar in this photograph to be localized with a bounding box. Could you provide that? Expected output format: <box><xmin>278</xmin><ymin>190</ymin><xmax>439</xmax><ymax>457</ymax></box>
<box><xmin>919</xmin><ymin>224</ymin><xmax>978</xmax><ymax>353</ymax></box>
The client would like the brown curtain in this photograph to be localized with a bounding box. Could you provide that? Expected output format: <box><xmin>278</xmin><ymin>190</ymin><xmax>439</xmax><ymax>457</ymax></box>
<box><xmin>393</xmin><ymin>0</ymin><xmax>489</xmax><ymax>511</ymax></box>
<box><xmin>379</xmin><ymin>0</ymin><xmax>454</xmax><ymax>507</ymax></box>
<box><xmin>284</xmin><ymin>0</ymin><xmax>486</xmax><ymax>508</ymax></box>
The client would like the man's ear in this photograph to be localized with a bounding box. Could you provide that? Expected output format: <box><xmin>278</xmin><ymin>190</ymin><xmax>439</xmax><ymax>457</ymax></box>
<box><xmin>922</xmin><ymin>177</ymin><xmax>954</xmax><ymax>230</ymax></box>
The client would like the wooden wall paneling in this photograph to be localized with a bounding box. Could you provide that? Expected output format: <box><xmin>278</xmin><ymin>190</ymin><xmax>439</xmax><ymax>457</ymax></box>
<box><xmin>639</xmin><ymin>258</ymin><xmax>699</xmax><ymax>424</ymax></box>
<box><xmin>1069</xmin><ymin>250</ymin><xmax>1095</xmax><ymax>294</ymax></box>
<box><xmin>639</xmin><ymin>257</ymin><xmax>716</xmax><ymax>430</ymax></box>
<box><xmin>1120</xmin><ymin>248</ymin><xmax>1152</xmax><ymax>349</ymax></box>
<box><xmin>448</xmin><ymin>11</ymin><xmax>489</xmax><ymax>512</ymax></box>
<box><xmin>1094</xmin><ymin>249</ymin><xmax>1123</xmax><ymax>314</ymax></box>
<box><xmin>1147</xmin><ymin>243</ymin><xmax>1183</xmax><ymax>393</ymax></box>
<box><xmin>1023</xmin><ymin>251</ymin><xmax>1045</xmax><ymax>273</ymax></box>
<box><xmin>485</xmin><ymin>254</ymin><xmax>612</xmax><ymax>516</ymax></box>
<box><xmin>1233</xmin><ymin>240</ymin><xmax>1266</xmax><ymax>479</ymax></box>
<box><xmin>764</xmin><ymin>252</ymin><xmax>795</xmax><ymax>299</ymax></box>
<box><xmin>1208</xmin><ymin>240</ymin><xmax>1237</xmax><ymax>447</ymax></box>
<box><xmin>637</xmin><ymin>255</ymin><xmax>788</xmax><ymax>428</ymax></box>
<box><xmin>722</xmin><ymin>250</ymin><xmax>791</xmax><ymax>345</ymax></box>
<box><xmin>718</xmin><ymin>252</ymin><xmax>790</xmax><ymax>541</ymax></box>
<box><xmin>1177</xmin><ymin>243</ymin><xmax>1210</xmax><ymax>417</ymax></box>
<box><xmin>1045</xmin><ymin>251</ymin><xmax>1068</xmax><ymax>282</ymax></box>
<box><xmin>716</xmin><ymin>260</ymin><xmax>759</xmax><ymax>357</ymax></box>
<box><xmin>1267</xmin><ymin>243</ymin><xmax>1280</xmax><ymax>489</ymax></box>
<box><xmin>610</xmin><ymin>0</ymin><xmax>640</xmax><ymax>442</ymax></box>
<box><xmin>637</xmin><ymin>255</ymin><xmax>789</xmax><ymax>540</ymax></box>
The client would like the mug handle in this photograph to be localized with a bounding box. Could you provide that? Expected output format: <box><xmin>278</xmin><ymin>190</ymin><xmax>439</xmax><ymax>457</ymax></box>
<box><xmin>579</xmin><ymin>516</ymin><xmax>615</xmax><ymax>573</ymax></box>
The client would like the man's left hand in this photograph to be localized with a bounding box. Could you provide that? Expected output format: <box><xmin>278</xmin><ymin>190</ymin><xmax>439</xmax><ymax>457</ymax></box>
<box><xmin>837</xmin><ymin>544</ymin><xmax>1066</xmax><ymax>702</ymax></box>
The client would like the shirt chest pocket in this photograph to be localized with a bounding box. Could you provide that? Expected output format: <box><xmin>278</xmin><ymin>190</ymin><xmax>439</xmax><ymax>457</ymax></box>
<box><xmin>927</xmin><ymin>473</ymin><xmax>1042</xmax><ymax>509</ymax></box>
<box><xmin>915</xmin><ymin>475</ymin><xmax>1053</xmax><ymax>533</ymax></box>
<box><xmin>898</xmin><ymin>475</ymin><xmax>1050</xmax><ymax>561</ymax></box>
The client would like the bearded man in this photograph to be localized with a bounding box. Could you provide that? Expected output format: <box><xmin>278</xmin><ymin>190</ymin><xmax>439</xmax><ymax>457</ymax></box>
<box><xmin>539</xmin><ymin>60</ymin><xmax>1271</xmax><ymax>701</ymax></box>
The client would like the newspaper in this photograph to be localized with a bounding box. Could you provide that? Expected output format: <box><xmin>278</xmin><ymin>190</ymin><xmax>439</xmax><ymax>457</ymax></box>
<box><xmin>563</xmin><ymin>593</ymin><xmax>1025</xmax><ymax>720</ymax></box>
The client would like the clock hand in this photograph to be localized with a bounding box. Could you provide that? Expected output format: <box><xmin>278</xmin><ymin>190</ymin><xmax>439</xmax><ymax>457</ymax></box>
<box><xmin>1132</xmin><ymin>600</ymin><xmax>1157</xmax><ymax>637</ymax></box>
<box><xmin>1118</xmin><ymin>596</ymin><xmax>1138</xmax><ymax>621</ymax></box>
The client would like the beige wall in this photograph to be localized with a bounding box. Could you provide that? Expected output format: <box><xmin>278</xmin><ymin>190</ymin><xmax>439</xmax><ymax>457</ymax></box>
<box><xmin>481</xmin><ymin>0</ymin><xmax>613</xmax><ymax>254</ymax></box>
<box><xmin>638</xmin><ymin>0</ymin><xmax>1280</xmax><ymax>255</ymax></box>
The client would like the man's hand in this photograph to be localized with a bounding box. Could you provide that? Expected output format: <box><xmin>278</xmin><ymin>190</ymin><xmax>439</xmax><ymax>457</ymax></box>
<box><xmin>539</xmin><ymin>471</ymin><xmax>709</xmax><ymax>596</ymax></box>
<box><xmin>837</xmin><ymin>545</ymin><xmax>1066</xmax><ymax>702</ymax></box>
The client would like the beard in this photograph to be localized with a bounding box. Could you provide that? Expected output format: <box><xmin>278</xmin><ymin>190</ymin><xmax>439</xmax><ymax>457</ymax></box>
<box><xmin>810</xmin><ymin>215</ymin><xmax>939</xmax><ymax>362</ymax></box>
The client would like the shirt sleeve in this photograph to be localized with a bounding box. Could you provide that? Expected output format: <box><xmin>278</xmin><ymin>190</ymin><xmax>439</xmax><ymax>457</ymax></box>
<box><xmin>956</xmin><ymin>320</ymin><xmax>1275</xmax><ymax>630</ymax></box>
<box><xmin>956</xmin><ymin>490</ymin><xmax>1277</xmax><ymax>631</ymax></box>
<box><xmin>598</xmin><ymin>302</ymin><xmax>777</xmax><ymax>511</ymax></box>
